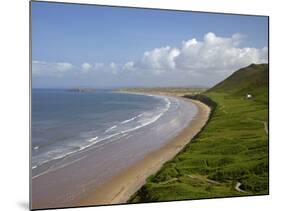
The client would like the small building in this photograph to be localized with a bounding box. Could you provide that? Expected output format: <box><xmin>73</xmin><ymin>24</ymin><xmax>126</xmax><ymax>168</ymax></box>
<box><xmin>246</xmin><ymin>93</ymin><xmax>252</xmax><ymax>99</ymax></box>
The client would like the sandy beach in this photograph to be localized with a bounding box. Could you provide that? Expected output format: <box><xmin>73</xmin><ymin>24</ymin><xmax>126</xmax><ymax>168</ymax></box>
<box><xmin>79</xmin><ymin>95</ymin><xmax>211</xmax><ymax>206</ymax></box>
<box><xmin>32</xmin><ymin>92</ymin><xmax>210</xmax><ymax>209</ymax></box>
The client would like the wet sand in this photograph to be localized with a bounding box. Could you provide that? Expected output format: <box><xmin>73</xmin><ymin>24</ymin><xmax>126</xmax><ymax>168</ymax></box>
<box><xmin>79</xmin><ymin>96</ymin><xmax>210</xmax><ymax>206</ymax></box>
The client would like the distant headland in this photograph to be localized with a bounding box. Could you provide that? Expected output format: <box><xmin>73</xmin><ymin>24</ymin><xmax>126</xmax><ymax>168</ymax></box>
<box><xmin>66</xmin><ymin>88</ymin><xmax>95</xmax><ymax>93</ymax></box>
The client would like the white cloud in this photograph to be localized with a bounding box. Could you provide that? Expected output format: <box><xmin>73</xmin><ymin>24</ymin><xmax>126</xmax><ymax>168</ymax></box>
<box><xmin>132</xmin><ymin>32</ymin><xmax>267</xmax><ymax>77</ymax></box>
<box><xmin>137</xmin><ymin>46</ymin><xmax>180</xmax><ymax>73</ymax></box>
<box><xmin>109</xmin><ymin>62</ymin><xmax>117</xmax><ymax>69</ymax></box>
<box><xmin>32</xmin><ymin>61</ymin><xmax>46</xmax><ymax>76</ymax></box>
<box><xmin>175</xmin><ymin>32</ymin><xmax>267</xmax><ymax>74</ymax></box>
<box><xmin>32</xmin><ymin>61</ymin><xmax>74</xmax><ymax>77</ymax></box>
<box><xmin>109</xmin><ymin>62</ymin><xmax>119</xmax><ymax>74</ymax></box>
<box><xmin>33</xmin><ymin>32</ymin><xmax>268</xmax><ymax>87</ymax></box>
<box><xmin>56</xmin><ymin>62</ymin><xmax>73</xmax><ymax>72</ymax></box>
<box><xmin>93</xmin><ymin>63</ymin><xmax>104</xmax><ymax>70</ymax></box>
<box><xmin>123</xmin><ymin>61</ymin><xmax>135</xmax><ymax>71</ymax></box>
<box><xmin>83</xmin><ymin>62</ymin><xmax>105</xmax><ymax>71</ymax></box>
<box><xmin>81</xmin><ymin>62</ymin><xmax>93</xmax><ymax>72</ymax></box>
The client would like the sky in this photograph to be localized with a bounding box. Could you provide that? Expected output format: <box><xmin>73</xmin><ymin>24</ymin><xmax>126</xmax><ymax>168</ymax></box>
<box><xmin>31</xmin><ymin>1</ymin><xmax>268</xmax><ymax>88</ymax></box>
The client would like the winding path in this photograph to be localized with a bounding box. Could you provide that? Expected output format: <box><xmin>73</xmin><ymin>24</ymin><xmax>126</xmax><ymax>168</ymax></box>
<box><xmin>235</xmin><ymin>182</ymin><xmax>247</xmax><ymax>193</ymax></box>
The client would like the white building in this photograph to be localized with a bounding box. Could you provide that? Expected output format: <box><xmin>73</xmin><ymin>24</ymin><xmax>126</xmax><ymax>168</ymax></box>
<box><xmin>246</xmin><ymin>93</ymin><xmax>252</xmax><ymax>99</ymax></box>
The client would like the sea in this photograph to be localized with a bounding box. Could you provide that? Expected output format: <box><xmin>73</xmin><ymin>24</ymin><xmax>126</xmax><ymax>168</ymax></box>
<box><xmin>31</xmin><ymin>89</ymin><xmax>198</xmax><ymax>200</ymax></box>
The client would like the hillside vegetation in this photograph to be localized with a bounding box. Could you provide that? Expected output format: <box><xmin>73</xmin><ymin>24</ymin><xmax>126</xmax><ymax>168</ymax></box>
<box><xmin>208</xmin><ymin>63</ymin><xmax>268</xmax><ymax>104</ymax></box>
<box><xmin>129</xmin><ymin>63</ymin><xmax>269</xmax><ymax>202</ymax></box>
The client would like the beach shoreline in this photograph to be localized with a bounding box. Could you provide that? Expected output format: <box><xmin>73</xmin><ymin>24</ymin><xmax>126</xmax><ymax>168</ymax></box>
<box><xmin>78</xmin><ymin>92</ymin><xmax>211</xmax><ymax>206</ymax></box>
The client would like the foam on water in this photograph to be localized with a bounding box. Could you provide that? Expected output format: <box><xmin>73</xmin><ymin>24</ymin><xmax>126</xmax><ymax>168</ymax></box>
<box><xmin>121</xmin><ymin>113</ymin><xmax>143</xmax><ymax>124</ymax></box>
<box><xmin>105</xmin><ymin>125</ymin><xmax>117</xmax><ymax>133</ymax></box>
<box><xmin>33</xmin><ymin>146</ymin><xmax>39</xmax><ymax>150</ymax></box>
<box><xmin>32</xmin><ymin>92</ymin><xmax>172</xmax><ymax>176</ymax></box>
<box><xmin>87</xmin><ymin>136</ymin><xmax>98</xmax><ymax>142</ymax></box>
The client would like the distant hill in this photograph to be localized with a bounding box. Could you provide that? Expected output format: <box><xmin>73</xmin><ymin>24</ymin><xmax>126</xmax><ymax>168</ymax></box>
<box><xmin>207</xmin><ymin>63</ymin><xmax>268</xmax><ymax>103</ymax></box>
<box><xmin>66</xmin><ymin>88</ymin><xmax>95</xmax><ymax>93</ymax></box>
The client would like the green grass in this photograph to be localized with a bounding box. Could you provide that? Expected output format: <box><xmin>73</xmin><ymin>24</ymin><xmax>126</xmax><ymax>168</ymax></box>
<box><xmin>129</xmin><ymin>64</ymin><xmax>268</xmax><ymax>203</ymax></box>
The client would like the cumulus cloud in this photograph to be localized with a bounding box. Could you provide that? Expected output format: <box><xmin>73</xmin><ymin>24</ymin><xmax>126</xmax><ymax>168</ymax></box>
<box><xmin>93</xmin><ymin>63</ymin><xmax>104</xmax><ymax>70</ymax></box>
<box><xmin>56</xmin><ymin>62</ymin><xmax>73</xmax><ymax>72</ymax></box>
<box><xmin>32</xmin><ymin>61</ymin><xmax>74</xmax><ymax>77</ymax></box>
<box><xmin>81</xmin><ymin>62</ymin><xmax>93</xmax><ymax>72</ymax></box>
<box><xmin>123</xmin><ymin>61</ymin><xmax>135</xmax><ymax>71</ymax></box>
<box><xmin>83</xmin><ymin>62</ymin><xmax>105</xmax><ymax>71</ymax></box>
<box><xmin>174</xmin><ymin>32</ymin><xmax>268</xmax><ymax>74</ymax></box>
<box><xmin>109</xmin><ymin>62</ymin><xmax>119</xmax><ymax>74</ymax></box>
<box><xmin>32</xmin><ymin>32</ymin><xmax>268</xmax><ymax>87</ymax></box>
<box><xmin>137</xmin><ymin>46</ymin><xmax>180</xmax><ymax>74</ymax></box>
<box><xmin>134</xmin><ymin>32</ymin><xmax>268</xmax><ymax>76</ymax></box>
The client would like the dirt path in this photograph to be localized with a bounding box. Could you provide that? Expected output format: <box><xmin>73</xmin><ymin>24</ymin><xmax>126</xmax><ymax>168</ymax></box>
<box><xmin>235</xmin><ymin>182</ymin><xmax>247</xmax><ymax>193</ymax></box>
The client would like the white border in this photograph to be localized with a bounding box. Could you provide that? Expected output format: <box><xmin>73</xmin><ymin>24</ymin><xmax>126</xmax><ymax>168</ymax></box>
<box><xmin>0</xmin><ymin>0</ymin><xmax>280</xmax><ymax>211</ymax></box>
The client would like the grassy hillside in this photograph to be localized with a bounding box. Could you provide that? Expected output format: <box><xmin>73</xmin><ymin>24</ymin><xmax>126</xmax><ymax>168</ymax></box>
<box><xmin>208</xmin><ymin>63</ymin><xmax>268</xmax><ymax>104</ymax></box>
<box><xmin>129</xmin><ymin>63</ymin><xmax>269</xmax><ymax>202</ymax></box>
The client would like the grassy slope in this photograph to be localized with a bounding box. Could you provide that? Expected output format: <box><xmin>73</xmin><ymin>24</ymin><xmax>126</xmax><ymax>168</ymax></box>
<box><xmin>129</xmin><ymin>64</ymin><xmax>269</xmax><ymax>202</ymax></box>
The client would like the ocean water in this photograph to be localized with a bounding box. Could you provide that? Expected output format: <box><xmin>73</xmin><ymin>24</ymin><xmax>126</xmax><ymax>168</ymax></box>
<box><xmin>32</xmin><ymin>89</ymin><xmax>172</xmax><ymax>174</ymax></box>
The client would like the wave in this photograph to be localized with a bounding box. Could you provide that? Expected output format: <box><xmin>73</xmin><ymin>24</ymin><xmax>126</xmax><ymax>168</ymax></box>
<box><xmin>112</xmin><ymin>98</ymin><xmax>171</xmax><ymax>135</ymax></box>
<box><xmin>32</xmin><ymin>132</ymin><xmax>124</xmax><ymax>172</ymax></box>
<box><xmin>83</xmin><ymin>133</ymin><xmax>122</xmax><ymax>148</ymax></box>
<box><xmin>32</xmin><ymin>95</ymin><xmax>172</xmax><ymax>176</ymax></box>
<box><xmin>87</xmin><ymin>136</ymin><xmax>98</xmax><ymax>142</ymax></box>
<box><xmin>32</xmin><ymin>155</ymin><xmax>89</xmax><ymax>179</ymax></box>
<box><xmin>33</xmin><ymin>146</ymin><xmax>39</xmax><ymax>150</ymax></box>
<box><xmin>105</xmin><ymin>125</ymin><xmax>117</xmax><ymax>133</ymax></box>
<box><xmin>121</xmin><ymin>113</ymin><xmax>143</xmax><ymax>124</ymax></box>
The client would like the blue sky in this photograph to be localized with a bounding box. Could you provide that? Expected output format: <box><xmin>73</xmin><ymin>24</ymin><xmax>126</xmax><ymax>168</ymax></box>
<box><xmin>32</xmin><ymin>1</ymin><xmax>268</xmax><ymax>88</ymax></box>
